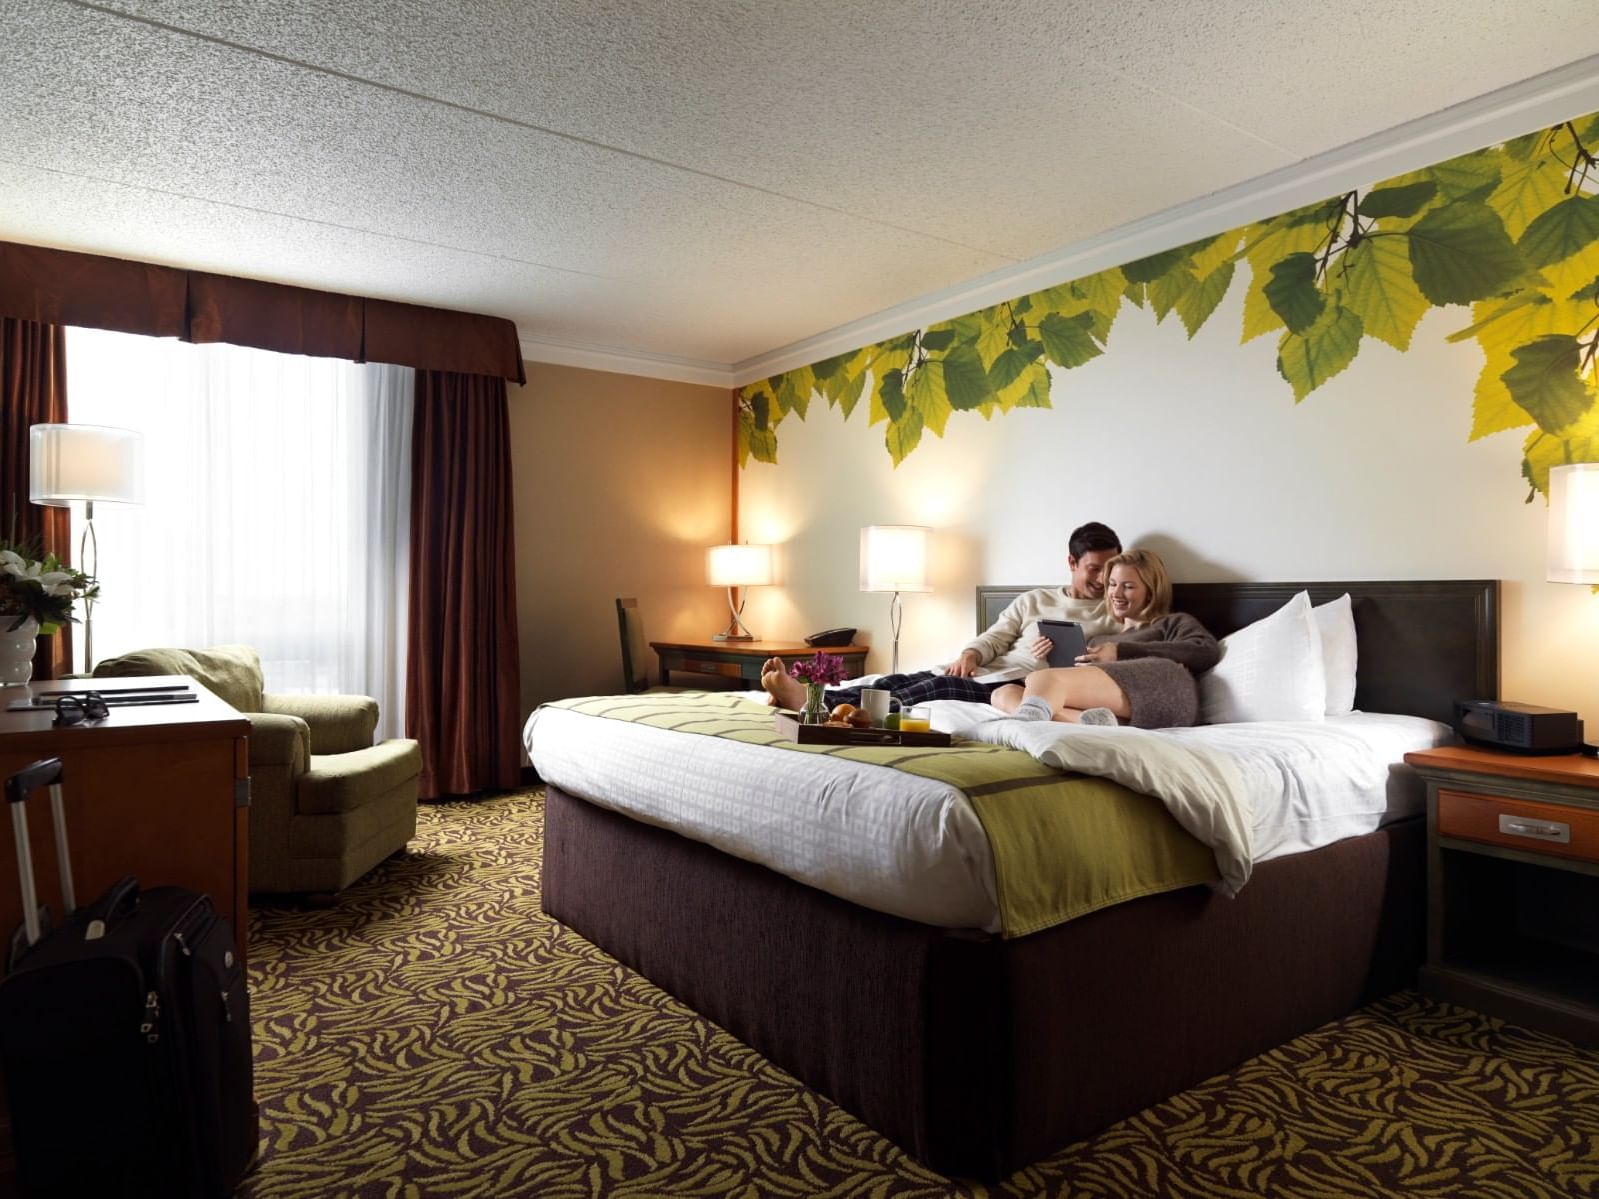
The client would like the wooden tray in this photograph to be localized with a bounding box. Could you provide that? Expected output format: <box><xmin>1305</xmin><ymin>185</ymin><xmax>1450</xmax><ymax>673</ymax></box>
<box><xmin>774</xmin><ymin>710</ymin><xmax>952</xmax><ymax>747</ymax></box>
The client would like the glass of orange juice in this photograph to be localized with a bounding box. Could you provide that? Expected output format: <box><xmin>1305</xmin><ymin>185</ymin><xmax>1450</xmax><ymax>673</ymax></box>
<box><xmin>900</xmin><ymin>706</ymin><xmax>932</xmax><ymax>733</ymax></box>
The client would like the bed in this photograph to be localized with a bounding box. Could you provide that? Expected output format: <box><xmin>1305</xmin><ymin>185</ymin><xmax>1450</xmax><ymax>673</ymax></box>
<box><xmin>530</xmin><ymin>579</ymin><xmax>1499</xmax><ymax>1179</ymax></box>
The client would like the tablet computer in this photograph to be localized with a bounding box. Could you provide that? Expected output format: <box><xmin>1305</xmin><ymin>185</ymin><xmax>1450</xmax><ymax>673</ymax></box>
<box><xmin>1036</xmin><ymin>619</ymin><xmax>1090</xmax><ymax>668</ymax></box>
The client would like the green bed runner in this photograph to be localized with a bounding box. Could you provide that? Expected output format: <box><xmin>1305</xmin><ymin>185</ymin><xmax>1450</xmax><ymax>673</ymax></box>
<box><xmin>549</xmin><ymin>692</ymin><xmax>1219</xmax><ymax>937</ymax></box>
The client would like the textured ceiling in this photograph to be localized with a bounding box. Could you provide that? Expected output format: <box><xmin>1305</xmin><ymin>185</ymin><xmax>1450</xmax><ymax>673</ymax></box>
<box><xmin>3</xmin><ymin>0</ymin><xmax>1599</xmax><ymax>378</ymax></box>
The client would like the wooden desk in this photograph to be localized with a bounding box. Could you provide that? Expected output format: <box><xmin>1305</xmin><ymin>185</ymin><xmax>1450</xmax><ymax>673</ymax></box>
<box><xmin>0</xmin><ymin>677</ymin><xmax>251</xmax><ymax>961</ymax></box>
<box><xmin>648</xmin><ymin>640</ymin><xmax>870</xmax><ymax>689</ymax></box>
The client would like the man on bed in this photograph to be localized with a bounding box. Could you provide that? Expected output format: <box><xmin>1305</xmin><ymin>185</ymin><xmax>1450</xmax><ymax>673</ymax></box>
<box><xmin>760</xmin><ymin>521</ymin><xmax>1124</xmax><ymax>712</ymax></box>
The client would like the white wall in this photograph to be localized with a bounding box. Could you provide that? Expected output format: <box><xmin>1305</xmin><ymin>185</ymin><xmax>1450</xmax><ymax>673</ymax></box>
<box><xmin>739</xmin><ymin>282</ymin><xmax>1599</xmax><ymax>724</ymax></box>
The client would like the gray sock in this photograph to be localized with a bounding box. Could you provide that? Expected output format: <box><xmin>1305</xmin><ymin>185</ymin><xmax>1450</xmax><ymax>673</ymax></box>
<box><xmin>1012</xmin><ymin>696</ymin><xmax>1055</xmax><ymax>722</ymax></box>
<box><xmin>1079</xmin><ymin>707</ymin><xmax>1119</xmax><ymax>726</ymax></box>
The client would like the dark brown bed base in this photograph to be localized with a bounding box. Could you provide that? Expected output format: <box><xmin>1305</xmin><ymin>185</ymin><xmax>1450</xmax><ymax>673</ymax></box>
<box><xmin>541</xmin><ymin>579</ymin><xmax>1499</xmax><ymax>1179</ymax></box>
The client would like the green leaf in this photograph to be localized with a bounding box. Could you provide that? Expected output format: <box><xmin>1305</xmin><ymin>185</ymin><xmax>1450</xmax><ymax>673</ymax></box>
<box><xmin>1174</xmin><ymin>261</ymin><xmax>1236</xmax><ymax>337</ymax></box>
<box><xmin>1187</xmin><ymin>232</ymin><xmax>1244</xmax><ymax>277</ymax></box>
<box><xmin>774</xmin><ymin>369</ymin><xmax>811</xmax><ymax>419</ymax></box>
<box><xmin>1036</xmin><ymin>312</ymin><xmax>1103</xmax><ymax>369</ymax></box>
<box><xmin>1276</xmin><ymin>305</ymin><xmax>1363</xmax><ymax>401</ymax></box>
<box><xmin>1446</xmin><ymin>290</ymin><xmax>1550</xmax><ymax>343</ymax></box>
<box><xmin>1121</xmin><ymin>246</ymin><xmax>1188</xmax><ymax>284</ymax></box>
<box><xmin>919</xmin><ymin>327</ymin><xmax>956</xmax><ymax>353</ymax></box>
<box><xmin>811</xmin><ymin>352</ymin><xmax>853</xmax><ymax>381</ymax></box>
<box><xmin>750</xmin><ymin>390</ymin><xmax>772</xmax><ymax>431</ymax></box>
<box><xmin>1148</xmin><ymin>265</ymin><xmax>1197</xmax><ymax>322</ymax></box>
<box><xmin>1122</xmin><ymin>280</ymin><xmax>1146</xmax><ymax>308</ymax></box>
<box><xmin>1518</xmin><ymin>193</ymin><xmax>1599</xmax><ymax>269</ymax></box>
<box><xmin>832</xmin><ymin>370</ymin><xmax>866</xmax><ymax>420</ymax></box>
<box><xmin>1358</xmin><ymin>181</ymin><xmax>1437</xmax><ymax>220</ymax></box>
<box><xmin>1283</xmin><ymin>197</ymin><xmax>1343</xmax><ymax>228</ymax></box>
<box><xmin>1264</xmin><ymin>252</ymin><xmax>1325</xmax><ymax>334</ymax></box>
<box><xmin>1341</xmin><ymin>234</ymin><xmax>1428</xmax><ymax>351</ymax></box>
<box><xmin>1523</xmin><ymin>406</ymin><xmax>1599</xmax><ymax>498</ymax></box>
<box><xmin>1501</xmin><ymin>334</ymin><xmax>1593</xmax><ymax>433</ymax></box>
<box><xmin>885</xmin><ymin>407</ymin><xmax>924</xmax><ymax>465</ymax></box>
<box><xmin>1072</xmin><ymin>267</ymin><xmax>1127</xmax><ymax>314</ymax></box>
<box><xmin>940</xmin><ymin>346</ymin><xmax>990</xmax><ymax>411</ymax></box>
<box><xmin>1406</xmin><ymin>202</ymin><xmax>1524</xmax><ymax>306</ymax></box>
<box><xmin>878</xmin><ymin>368</ymin><xmax>906</xmax><ymax>422</ymax></box>
<box><xmin>948</xmin><ymin>310</ymin><xmax>1015</xmax><ymax>367</ymax></box>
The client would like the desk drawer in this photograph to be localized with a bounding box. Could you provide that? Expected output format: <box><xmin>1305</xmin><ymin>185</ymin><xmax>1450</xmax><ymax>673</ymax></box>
<box><xmin>1438</xmin><ymin>789</ymin><xmax>1599</xmax><ymax>863</ymax></box>
<box><xmin>676</xmin><ymin>658</ymin><xmax>745</xmax><ymax>679</ymax></box>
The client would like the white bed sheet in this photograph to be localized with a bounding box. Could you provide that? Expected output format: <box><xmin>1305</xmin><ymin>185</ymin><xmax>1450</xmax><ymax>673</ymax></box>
<box><xmin>524</xmin><ymin>696</ymin><xmax>1455</xmax><ymax>932</ymax></box>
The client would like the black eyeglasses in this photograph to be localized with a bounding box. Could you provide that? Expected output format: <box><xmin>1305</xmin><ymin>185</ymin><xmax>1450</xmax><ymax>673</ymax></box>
<box><xmin>53</xmin><ymin>692</ymin><xmax>110</xmax><ymax>727</ymax></box>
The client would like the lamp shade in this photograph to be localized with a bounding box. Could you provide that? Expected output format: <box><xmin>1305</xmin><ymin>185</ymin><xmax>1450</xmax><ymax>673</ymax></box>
<box><xmin>1548</xmin><ymin>463</ymin><xmax>1599</xmax><ymax>583</ymax></box>
<box><xmin>30</xmin><ymin>423</ymin><xmax>144</xmax><ymax>507</ymax></box>
<box><xmin>860</xmin><ymin>525</ymin><xmax>931</xmax><ymax>593</ymax></box>
<box><xmin>706</xmin><ymin>543</ymin><xmax>773</xmax><ymax>587</ymax></box>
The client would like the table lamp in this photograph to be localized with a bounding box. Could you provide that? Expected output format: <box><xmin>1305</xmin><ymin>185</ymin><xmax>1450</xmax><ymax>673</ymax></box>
<box><xmin>1548</xmin><ymin>463</ymin><xmax>1599</xmax><ymax>584</ymax></box>
<box><xmin>29</xmin><ymin>423</ymin><xmax>145</xmax><ymax>670</ymax></box>
<box><xmin>707</xmin><ymin>543</ymin><xmax>772</xmax><ymax>641</ymax></box>
<box><xmin>860</xmin><ymin>524</ymin><xmax>930</xmax><ymax>674</ymax></box>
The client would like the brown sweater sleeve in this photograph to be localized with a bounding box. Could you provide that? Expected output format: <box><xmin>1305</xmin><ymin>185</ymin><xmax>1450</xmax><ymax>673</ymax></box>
<box><xmin>1099</xmin><ymin>612</ymin><xmax>1221</xmax><ymax>673</ymax></box>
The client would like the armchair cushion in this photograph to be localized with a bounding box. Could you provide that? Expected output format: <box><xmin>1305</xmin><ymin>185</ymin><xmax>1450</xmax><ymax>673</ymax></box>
<box><xmin>93</xmin><ymin>645</ymin><xmax>264</xmax><ymax>712</ymax></box>
<box><xmin>262</xmin><ymin>693</ymin><xmax>378</xmax><ymax>754</ymax></box>
<box><xmin>298</xmin><ymin>740</ymin><xmax>423</xmax><ymax>815</ymax></box>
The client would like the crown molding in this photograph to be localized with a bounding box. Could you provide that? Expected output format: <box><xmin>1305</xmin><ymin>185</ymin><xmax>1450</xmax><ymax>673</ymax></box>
<box><xmin>517</xmin><ymin>334</ymin><xmax>734</xmax><ymax>388</ymax></box>
<box><xmin>729</xmin><ymin>54</ymin><xmax>1599</xmax><ymax>388</ymax></box>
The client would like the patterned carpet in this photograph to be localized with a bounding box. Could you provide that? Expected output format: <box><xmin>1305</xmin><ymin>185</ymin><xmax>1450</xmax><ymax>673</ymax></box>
<box><xmin>240</xmin><ymin>789</ymin><xmax>1599</xmax><ymax>1198</ymax></box>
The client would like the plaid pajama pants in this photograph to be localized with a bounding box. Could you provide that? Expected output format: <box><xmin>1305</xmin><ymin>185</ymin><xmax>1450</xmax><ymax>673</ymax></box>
<box><xmin>824</xmin><ymin>670</ymin><xmax>1009</xmax><ymax>710</ymax></box>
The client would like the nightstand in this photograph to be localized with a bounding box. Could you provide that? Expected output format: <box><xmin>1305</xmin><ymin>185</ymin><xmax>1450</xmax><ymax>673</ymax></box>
<box><xmin>1404</xmin><ymin>745</ymin><xmax>1599</xmax><ymax>1046</ymax></box>
<box><xmin>648</xmin><ymin>640</ymin><xmax>870</xmax><ymax>689</ymax></box>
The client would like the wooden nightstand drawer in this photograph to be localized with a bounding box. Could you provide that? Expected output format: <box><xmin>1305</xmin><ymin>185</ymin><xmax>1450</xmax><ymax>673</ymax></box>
<box><xmin>677</xmin><ymin>658</ymin><xmax>744</xmax><ymax>679</ymax></box>
<box><xmin>1438</xmin><ymin>788</ymin><xmax>1599</xmax><ymax>864</ymax></box>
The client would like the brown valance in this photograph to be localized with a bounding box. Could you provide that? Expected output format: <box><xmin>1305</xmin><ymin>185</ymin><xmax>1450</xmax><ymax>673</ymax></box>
<box><xmin>366</xmin><ymin>299</ymin><xmax>526</xmax><ymax>385</ymax></box>
<box><xmin>0</xmin><ymin>243</ymin><xmax>186</xmax><ymax>339</ymax></box>
<box><xmin>0</xmin><ymin>240</ymin><xmax>525</xmax><ymax>384</ymax></box>
<box><xmin>189</xmin><ymin>272</ymin><xmax>363</xmax><ymax>362</ymax></box>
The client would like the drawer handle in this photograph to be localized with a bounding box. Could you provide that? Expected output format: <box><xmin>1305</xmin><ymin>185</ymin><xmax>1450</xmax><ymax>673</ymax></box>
<box><xmin>1497</xmin><ymin>814</ymin><xmax>1571</xmax><ymax>843</ymax></box>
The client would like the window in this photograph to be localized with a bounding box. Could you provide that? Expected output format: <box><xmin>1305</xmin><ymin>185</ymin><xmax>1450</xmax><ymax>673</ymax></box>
<box><xmin>63</xmin><ymin>328</ymin><xmax>413</xmax><ymax>737</ymax></box>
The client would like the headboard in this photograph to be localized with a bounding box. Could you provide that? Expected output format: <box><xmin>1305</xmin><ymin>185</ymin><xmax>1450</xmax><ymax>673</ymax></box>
<box><xmin>975</xmin><ymin>580</ymin><xmax>1499</xmax><ymax>726</ymax></box>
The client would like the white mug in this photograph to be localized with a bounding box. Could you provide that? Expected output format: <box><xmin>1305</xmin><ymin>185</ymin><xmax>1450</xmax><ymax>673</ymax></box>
<box><xmin>859</xmin><ymin>688</ymin><xmax>895</xmax><ymax>726</ymax></box>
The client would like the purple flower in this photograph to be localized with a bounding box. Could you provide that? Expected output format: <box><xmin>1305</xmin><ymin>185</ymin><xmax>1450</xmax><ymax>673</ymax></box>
<box><xmin>789</xmin><ymin>651</ymin><xmax>848</xmax><ymax>686</ymax></box>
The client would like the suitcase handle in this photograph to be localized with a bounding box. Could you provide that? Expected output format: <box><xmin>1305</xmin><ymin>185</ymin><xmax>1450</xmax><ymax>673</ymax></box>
<box><xmin>78</xmin><ymin>876</ymin><xmax>139</xmax><ymax>936</ymax></box>
<box><xmin>5</xmin><ymin>758</ymin><xmax>63</xmax><ymax>806</ymax></box>
<box><xmin>6</xmin><ymin>757</ymin><xmax>75</xmax><ymax>950</ymax></box>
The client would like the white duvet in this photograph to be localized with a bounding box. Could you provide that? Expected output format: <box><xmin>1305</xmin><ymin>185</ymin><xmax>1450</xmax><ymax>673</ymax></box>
<box><xmin>524</xmin><ymin>695</ymin><xmax>1453</xmax><ymax>932</ymax></box>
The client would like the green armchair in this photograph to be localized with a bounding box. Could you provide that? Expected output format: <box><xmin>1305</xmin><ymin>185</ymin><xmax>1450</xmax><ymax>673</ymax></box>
<box><xmin>92</xmin><ymin>645</ymin><xmax>421</xmax><ymax>896</ymax></box>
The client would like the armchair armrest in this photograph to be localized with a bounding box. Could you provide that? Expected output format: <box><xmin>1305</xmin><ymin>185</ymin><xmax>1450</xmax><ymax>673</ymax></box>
<box><xmin>245</xmin><ymin>712</ymin><xmax>310</xmax><ymax>775</ymax></box>
<box><xmin>261</xmin><ymin>693</ymin><xmax>379</xmax><ymax>755</ymax></box>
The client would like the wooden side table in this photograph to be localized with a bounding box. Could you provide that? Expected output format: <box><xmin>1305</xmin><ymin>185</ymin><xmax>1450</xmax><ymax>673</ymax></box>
<box><xmin>648</xmin><ymin>640</ymin><xmax>870</xmax><ymax>689</ymax></box>
<box><xmin>1404</xmin><ymin>744</ymin><xmax>1599</xmax><ymax>1046</ymax></box>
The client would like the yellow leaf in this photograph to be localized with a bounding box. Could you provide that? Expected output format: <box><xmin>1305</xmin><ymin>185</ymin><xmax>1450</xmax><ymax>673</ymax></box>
<box><xmin>1188</xmin><ymin>230</ymin><xmax>1244</xmax><ymax>277</ymax></box>
<box><xmin>1488</xmin><ymin>152</ymin><xmax>1572</xmax><ymax>239</ymax></box>
<box><xmin>1241</xmin><ymin>264</ymin><xmax>1286</xmax><ymax>343</ymax></box>
<box><xmin>1523</xmin><ymin>404</ymin><xmax>1599</xmax><ymax>497</ymax></box>
<box><xmin>1471</xmin><ymin>345</ymin><xmax>1535</xmax><ymax>440</ymax></box>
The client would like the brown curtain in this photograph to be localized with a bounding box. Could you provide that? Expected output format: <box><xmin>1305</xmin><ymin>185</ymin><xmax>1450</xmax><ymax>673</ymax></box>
<box><xmin>0</xmin><ymin>318</ymin><xmax>72</xmax><ymax>679</ymax></box>
<box><xmin>406</xmin><ymin>370</ymin><xmax>523</xmax><ymax>798</ymax></box>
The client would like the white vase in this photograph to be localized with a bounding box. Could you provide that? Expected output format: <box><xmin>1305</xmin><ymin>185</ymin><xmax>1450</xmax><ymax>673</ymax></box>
<box><xmin>0</xmin><ymin>616</ymin><xmax>40</xmax><ymax>687</ymax></box>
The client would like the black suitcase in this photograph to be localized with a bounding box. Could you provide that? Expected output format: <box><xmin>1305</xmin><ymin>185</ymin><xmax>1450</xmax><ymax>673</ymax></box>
<box><xmin>0</xmin><ymin>757</ymin><xmax>259</xmax><ymax>1197</ymax></box>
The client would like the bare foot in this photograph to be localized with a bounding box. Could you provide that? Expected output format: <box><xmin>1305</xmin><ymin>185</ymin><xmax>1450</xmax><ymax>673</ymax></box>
<box><xmin>760</xmin><ymin>657</ymin><xmax>805</xmax><ymax>709</ymax></box>
<box><xmin>990</xmin><ymin>683</ymin><xmax>1024</xmax><ymax>714</ymax></box>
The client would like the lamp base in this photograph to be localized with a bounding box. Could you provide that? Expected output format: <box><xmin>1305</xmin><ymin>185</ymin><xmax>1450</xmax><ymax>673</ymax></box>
<box><xmin>712</xmin><ymin>631</ymin><xmax>755</xmax><ymax>642</ymax></box>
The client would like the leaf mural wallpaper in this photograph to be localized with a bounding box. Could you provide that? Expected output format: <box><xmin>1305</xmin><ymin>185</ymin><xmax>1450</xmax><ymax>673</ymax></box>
<box><xmin>736</xmin><ymin>115</ymin><xmax>1599</xmax><ymax>499</ymax></box>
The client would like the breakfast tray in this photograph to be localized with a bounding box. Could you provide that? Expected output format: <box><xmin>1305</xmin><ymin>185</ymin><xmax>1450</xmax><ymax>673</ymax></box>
<box><xmin>773</xmin><ymin>710</ymin><xmax>952</xmax><ymax>747</ymax></box>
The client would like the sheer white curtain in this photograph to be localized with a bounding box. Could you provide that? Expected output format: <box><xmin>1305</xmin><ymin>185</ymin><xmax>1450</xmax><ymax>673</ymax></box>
<box><xmin>63</xmin><ymin>328</ymin><xmax>413</xmax><ymax>739</ymax></box>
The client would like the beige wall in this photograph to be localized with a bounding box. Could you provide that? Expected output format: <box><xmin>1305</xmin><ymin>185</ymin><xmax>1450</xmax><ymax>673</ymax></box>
<box><xmin>508</xmin><ymin>362</ymin><xmax>731</xmax><ymax>718</ymax></box>
<box><xmin>740</xmin><ymin>287</ymin><xmax>1599</xmax><ymax>725</ymax></box>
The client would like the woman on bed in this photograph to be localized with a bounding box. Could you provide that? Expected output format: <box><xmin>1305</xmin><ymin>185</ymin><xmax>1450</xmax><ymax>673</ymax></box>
<box><xmin>990</xmin><ymin>548</ymin><xmax>1219</xmax><ymax>728</ymax></box>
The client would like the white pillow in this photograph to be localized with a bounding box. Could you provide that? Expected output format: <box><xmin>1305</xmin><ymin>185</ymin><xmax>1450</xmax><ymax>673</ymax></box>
<box><xmin>1199</xmin><ymin>590</ymin><xmax>1327</xmax><ymax>724</ymax></box>
<box><xmin>1312</xmin><ymin>593</ymin><xmax>1358</xmax><ymax>715</ymax></box>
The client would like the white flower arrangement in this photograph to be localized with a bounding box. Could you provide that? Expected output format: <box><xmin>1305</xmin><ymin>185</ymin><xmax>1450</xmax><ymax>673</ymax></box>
<box><xmin>0</xmin><ymin>543</ymin><xmax>98</xmax><ymax>634</ymax></box>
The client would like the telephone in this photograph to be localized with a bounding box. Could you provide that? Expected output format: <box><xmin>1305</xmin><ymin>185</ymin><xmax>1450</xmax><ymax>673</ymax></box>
<box><xmin>804</xmin><ymin>627</ymin><xmax>857</xmax><ymax>648</ymax></box>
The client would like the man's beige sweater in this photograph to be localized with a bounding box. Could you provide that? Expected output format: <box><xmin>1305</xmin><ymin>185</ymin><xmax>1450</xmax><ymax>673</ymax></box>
<box><xmin>958</xmin><ymin>587</ymin><xmax>1119</xmax><ymax>681</ymax></box>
